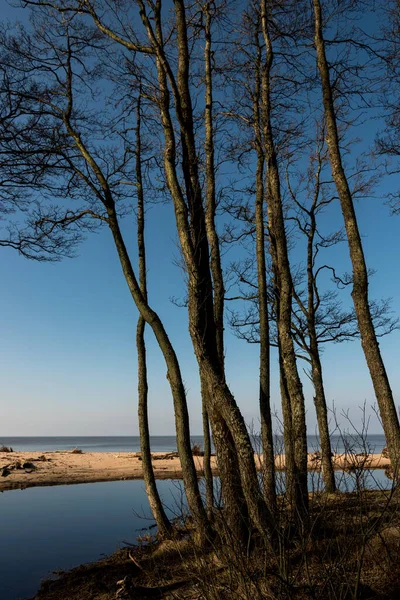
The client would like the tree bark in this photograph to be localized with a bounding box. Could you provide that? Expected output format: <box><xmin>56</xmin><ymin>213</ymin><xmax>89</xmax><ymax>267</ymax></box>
<box><xmin>309</xmin><ymin>345</ymin><xmax>336</xmax><ymax>493</ymax></box>
<box><xmin>279</xmin><ymin>358</ymin><xmax>295</xmax><ymax>507</ymax></box>
<box><xmin>201</xmin><ymin>396</ymin><xmax>214</xmax><ymax>516</ymax></box>
<box><xmin>305</xmin><ymin>187</ymin><xmax>336</xmax><ymax>493</ymax></box>
<box><xmin>137</xmin><ymin>0</ymin><xmax>276</xmax><ymax>539</ymax></box>
<box><xmin>203</xmin><ymin>1</ymin><xmax>250</xmax><ymax>536</ymax></box>
<box><xmin>135</xmin><ymin>96</ymin><xmax>172</xmax><ymax>536</ymax></box>
<box><xmin>253</xmin><ymin>24</ymin><xmax>276</xmax><ymax>511</ymax></box>
<box><xmin>260</xmin><ymin>0</ymin><xmax>309</xmax><ymax>517</ymax></box>
<box><xmin>313</xmin><ymin>0</ymin><xmax>400</xmax><ymax>469</ymax></box>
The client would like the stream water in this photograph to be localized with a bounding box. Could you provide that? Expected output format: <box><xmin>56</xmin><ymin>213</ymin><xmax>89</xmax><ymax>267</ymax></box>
<box><xmin>0</xmin><ymin>468</ymin><xmax>393</xmax><ymax>600</ymax></box>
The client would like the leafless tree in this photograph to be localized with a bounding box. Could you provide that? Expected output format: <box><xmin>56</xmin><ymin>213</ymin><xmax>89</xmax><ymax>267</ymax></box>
<box><xmin>313</xmin><ymin>0</ymin><xmax>400</xmax><ymax>469</ymax></box>
<box><xmin>0</xmin><ymin>11</ymin><xmax>209</xmax><ymax>536</ymax></box>
<box><xmin>134</xmin><ymin>93</ymin><xmax>172</xmax><ymax>536</ymax></box>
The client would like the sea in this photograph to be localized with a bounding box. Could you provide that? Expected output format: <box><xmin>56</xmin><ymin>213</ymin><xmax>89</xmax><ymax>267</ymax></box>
<box><xmin>0</xmin><ymin>433</ymin><xmax>388</xmax><ymax>454</ymax></box>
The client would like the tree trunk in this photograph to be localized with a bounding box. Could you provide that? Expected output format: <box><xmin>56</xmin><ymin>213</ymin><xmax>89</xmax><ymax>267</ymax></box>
<box><xmin>135</xmin><ymin>97</ymin><xmax>172</xmax><ymax>536</ymax></box>
<box><xmin>203</xmin><ymin>1</ymin><xmax>250</xmax><ymax>537</ymax></box>
<box><xmin>309</xmin><ymin>347</ymin><xmax>336</xmax><ymax>493</ymax></box>
<box><xmin>256</xmin><ymin>167</ymin><xmax>277</xmax><ymax>511</ymax></box>
<box><xmin>313</xmin><ymin>0</ymin><xmax>400</xmax><ymax>469</ymax></box>
<box><xmin>279</xmin><ymin>353</ymin><xmax>295</xmax><ymax>509</ymax></box>
<box><xmin>201</xmin><ymin>386</ymin><xmax>214</xmax><ymax>515</ymax></box>
<box><xmin>137</xmin><ymin>317</ymin><xmax>172</xmax><ymax>535</ymax></box>
<box><xmin>305</xmin><ymin>196</ymin><xmax>336</xmax><ymax>493</ymax></box>
<box><xmin>260</xmin><ymin>0</ymin><xmax>309</xmax><ymax>517</ymax></box>
<box><xmin>253</xmin><ymin>24</ymin><xmax>276</xmax><ymax>511</ymax></box>
<box><xmin>107</xmin><ymin>210</ymin><xmax>210</xmax><ymax>537</ymax></box>
<box><xmin>139</xmin><ymin>0</ymin><xmax>275</xmax><ymax>540</ymax></box>
<box><xmin>209</xmin><ymin>409</ymin><xmax>250</xmax><ymax>542</ymax></box>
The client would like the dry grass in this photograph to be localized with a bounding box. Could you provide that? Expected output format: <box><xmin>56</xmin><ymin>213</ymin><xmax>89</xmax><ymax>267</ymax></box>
<box><xmin>31</xmin><ymin>488</ymin><xmax>400</xmax><ymax>600</ymax></box>
<box><xmin>191</xmin><ymin>444</ymin><xmax>204</xmax><ymax>457</ymax></box>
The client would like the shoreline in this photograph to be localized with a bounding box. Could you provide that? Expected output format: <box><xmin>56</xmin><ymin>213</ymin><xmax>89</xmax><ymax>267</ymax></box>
<box><xmin>0</xmin><ymin>450</ymin><xmax>391</xmax><ymax>492</ymax></box>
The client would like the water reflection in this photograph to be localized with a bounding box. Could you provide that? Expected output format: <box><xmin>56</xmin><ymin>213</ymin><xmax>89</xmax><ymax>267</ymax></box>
<box><xmin>0</xmin><ymin>480</ymin><xmax>180</xmax><ymax>600</ymax></box>
<box><xmin>0</xmin><ymin>471</ymin><xmax>394</xmax><ymax>600</ymax></box>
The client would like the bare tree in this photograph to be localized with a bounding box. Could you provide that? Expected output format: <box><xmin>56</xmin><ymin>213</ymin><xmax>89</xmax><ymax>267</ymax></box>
<box><xmin>313</xmin><ymin>0</ymin><xmax>400</xmax><ymax>469</ymax></box>
<box><xmin>259</xmin><ymin>0</ymin><xmax>308</xmax><ymax>517</ymax></box>
<box><xmin>252</xmin><ymin>9</ymin><xmax>276</xmax><ymax>510</ymax></box>
<box><xmin>201</xmin><ymin>0</ymin><xmax>249</xmax><ymax>531</ymax></box>
<box><xmin>0</xmin><ymin>13</ymin><xmax>210</xmax><ymax>536</ymax></box>
<box><xmin>134</xmin><ymin>93</ymin><xmax>172</xmax><ymax>536</ymax></box>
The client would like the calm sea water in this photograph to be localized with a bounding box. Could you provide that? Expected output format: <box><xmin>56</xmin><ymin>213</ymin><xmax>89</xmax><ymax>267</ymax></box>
<box><xmin>0</xmin><ymin>434</ymin><xmax>388</xmax><ymax>454</ymax></box>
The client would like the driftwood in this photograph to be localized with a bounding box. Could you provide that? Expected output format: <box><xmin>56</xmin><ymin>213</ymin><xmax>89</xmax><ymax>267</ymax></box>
<box><xmin>1</xmin><ymin>460</ymin><xmax>37</xmax><ymax>476</ymax></box>
<box><xmin>151</xmin><ymin>452</ymin><xmax>179</xmax><ymax>461</ymax></box>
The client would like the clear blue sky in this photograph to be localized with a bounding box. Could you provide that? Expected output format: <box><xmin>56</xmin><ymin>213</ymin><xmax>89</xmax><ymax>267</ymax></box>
<box><xmin>0</xmin><ymin>0</ymin><xmax>399</xmax><ymax>437</ymax></box>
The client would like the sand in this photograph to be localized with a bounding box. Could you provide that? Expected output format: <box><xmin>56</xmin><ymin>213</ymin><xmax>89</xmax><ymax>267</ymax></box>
<box><xmin>0</xmin><ymin>450</ymin><xmax>391</xmax><ymax>492</ymax></box>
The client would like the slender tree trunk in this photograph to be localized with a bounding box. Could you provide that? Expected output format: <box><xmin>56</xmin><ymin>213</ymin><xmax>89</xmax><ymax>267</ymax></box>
<box><xmin>203</xmin><ymin>1</ymin><xmax>250</xmax><ymax>536</ymax></box>
<box><xmin>139</xmin><ymin>0</ymin><xmax>275</xmax><ymax>539</ymax></box>
<box><xmin>137</xmin><ymin>317</ymin><xmax>172</xmax><ymax>535</ymax></box>
<box><xmin>260</xmin><ymin>0</ymin><xmax>309</xmax><ymax>517</ymax></box>
<box><xmin>253</xmin><ymin>25</ymin><xmax>276</xmax><ymax>511</ymax></box>
<box><xmin>135</xmin><ymin>96</ymin><xmax>172</xmax><ymax>536</ymax></box>
<box><xmin>313</xmin><ymin>0</ymin><xmax>400</xmax><ymax>468</ymax></box>
<box><xmin>309</xmin><ymin>345</ymin><xmax>336</xmax><ymax>493</ymax></box>
<box><xmin>201</xmin><ymin>384</ymin><xmax>214</xmax><ymax>515</ymax></box>
<box><xmin>61</xmin><ymin>67</ymin><xmax>209</xmax><ymax>536</ymax></box>
<box><xmin>306</xmin><ymin>204</ymin><xmax>336</xmax><ymax>493</ymax></box>
<box><xmin>256</xmin><ymin>180</ymin><xmax>277</xmax><ymax>510</ymax></box>
<box><xmin>107</xmin><ymin>211</ymin><xmax>209</xmax><ymax>536</ymax></box>
<box><xmin>279</xmin><ymin>359</ymin><xmax>295</xmax><ymax>508</ymax></box>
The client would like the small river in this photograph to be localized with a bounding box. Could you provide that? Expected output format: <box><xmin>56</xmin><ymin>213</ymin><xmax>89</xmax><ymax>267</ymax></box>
<box><xmin>0</xmin><ymin>479</ymin><xmax>185</xmax><ymax>600</ymax></box>
<box><xmin>0</xmin><ymin>470</ymin><xmax>393</xmax><ymax>600</ymax></box>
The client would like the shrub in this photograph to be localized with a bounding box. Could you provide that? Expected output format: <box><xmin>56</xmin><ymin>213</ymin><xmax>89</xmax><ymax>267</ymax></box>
<box><xmin>0</xmin><ymin>445</ymin><xmax>13</xmax><ymax>452</ymax></box>
<box><xmin>191</xmin><ymin>444</ymin><xmax>204</xmax><ymax>457</ymax></box>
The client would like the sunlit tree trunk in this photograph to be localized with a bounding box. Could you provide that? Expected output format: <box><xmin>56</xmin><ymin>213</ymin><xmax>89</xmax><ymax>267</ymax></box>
<box><xmin>306</xmin><ymin>215</ymin><xmax>336</xmax><ymax>493</ymax></box>
<box><xmin>135</xmin><ymin>96</ymin><xmax>172</xmax><ymax>536</ymax></box>
<box><xmin>313</xmin><ymin>0</ymin><xmax>400</xmax><ymax>469</ymax></box>
<box><xmin>138</xmin><ymin>0</ymin><xmax>275</xmax><ymax>539</ymax></box>
<box><xmin>260</xmin><ymin>0</ymin><xmax>309</xmax><ymax>518</ymax></box>
<box><xmin>253</xmin><ymin>26</ymin><xmax>276</xmax><ymax>511</ymax></box>
<box><xmin>203</xmin><ymin>1</ymin><xmax>250</xmax><ymax>536</ymax></box>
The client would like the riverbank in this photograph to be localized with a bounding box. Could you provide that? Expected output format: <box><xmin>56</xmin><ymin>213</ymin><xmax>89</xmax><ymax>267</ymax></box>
<box><xmin>0</xmin><ymin>450</ymin><xmax>391</xmax><ymax>492</ymax></box>
<box><xmin>29</xmin><ymin>488</ymin><xmax>400</xmax><ymax>600</ymax></box>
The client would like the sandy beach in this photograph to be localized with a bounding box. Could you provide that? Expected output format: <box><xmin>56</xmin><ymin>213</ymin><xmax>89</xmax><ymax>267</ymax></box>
<box><xmin>0</xmin><ymin>450</ymin><xmax>392</xmax><ymax>492</ymax></box>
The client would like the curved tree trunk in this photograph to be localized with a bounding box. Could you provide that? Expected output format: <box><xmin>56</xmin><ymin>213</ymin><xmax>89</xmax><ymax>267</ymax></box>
<box><xmin>108</xmin><ymin>210</ymin><xmax>209</xmax><ymax>537</ymax></box>
<box><xmin>137</xmin><ymin>316</ymin><xmax>172</xmax><ymax>535</ymax></box>
<box><xmin>59</xmin><ymin>64</ymin><xmax>209</xmax><ymax>537</ymax></box>
<box><xmin>313</xmin><ymin>0</ymin><xmax>400</xmax><ymax>469</ymax></box>
<box><xmin>135</xmin><ymin>97</ymin><xmax>172</xmax><ymax>536</ymax></box>
<box><xmin>138</xmin><ymin>0</ymin><xmax>274</xmax><ymax>540</ymax></box>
